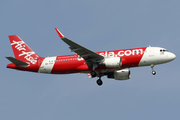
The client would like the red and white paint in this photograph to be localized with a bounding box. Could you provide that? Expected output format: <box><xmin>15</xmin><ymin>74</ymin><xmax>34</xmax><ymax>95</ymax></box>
<box><xmin>6</xmin><ymin>29</ymin><xmax>176</xmax><ymax>85</ymax></box>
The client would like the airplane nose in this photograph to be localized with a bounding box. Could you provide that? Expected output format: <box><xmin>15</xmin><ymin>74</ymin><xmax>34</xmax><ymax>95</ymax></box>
<box><xmin>170</xmin><ymin>53</ymin><xmax>176</xmax><ymax>60</ymax></box>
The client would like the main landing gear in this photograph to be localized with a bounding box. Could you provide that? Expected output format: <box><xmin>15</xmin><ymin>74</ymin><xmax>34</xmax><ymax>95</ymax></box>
<box><xmin>96</xmin><ymin>78</ymin><xmax>103</xmax><ymax>86</ymax></box>
<box><xmin>90</xmin><ymin>70</ymin><xmax>103</xmax><ymax>86</ymax></box>
<box><xmin>90</xmin><ymin>70</ymin><xmax>97</xmax><ymax>77</ymax></box>
<box><xmin>151</xmin><ymin>64</ymin><xmax>156</xmax><ymax>75</ymax></box>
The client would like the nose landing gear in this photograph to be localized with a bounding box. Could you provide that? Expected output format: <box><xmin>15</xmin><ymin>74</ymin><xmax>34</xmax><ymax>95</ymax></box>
<box><xmin>152</xmin><ymin>70</ymin><xmax>156</xmax><ymax>75</ymax></box>
<box><xmin>151</xmin><ymin>64</ymin><xmax>156</xmax><ymax>75</ymax></box>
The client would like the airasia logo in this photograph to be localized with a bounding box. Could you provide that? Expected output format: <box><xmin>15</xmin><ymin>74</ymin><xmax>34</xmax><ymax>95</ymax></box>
<box><xmin>11</xmin><ymin>40</ymin><xmax>37</xmax><ymax>64</ymax></box>
<box><xmin>99</xmin><ymin>49</ymin><xmax>143</xmax><ymax>57</ymax></box>
<box><xmin>77</xmin><ymin>49</ymin><xmax>144</xmax><ymax>61</ymax></box>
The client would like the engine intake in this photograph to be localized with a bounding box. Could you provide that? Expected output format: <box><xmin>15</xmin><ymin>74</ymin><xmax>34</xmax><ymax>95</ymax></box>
<box><xmin>107</xmin><ymin>69</ymin><xmax>130</xmax><ymax>80</ymax></box>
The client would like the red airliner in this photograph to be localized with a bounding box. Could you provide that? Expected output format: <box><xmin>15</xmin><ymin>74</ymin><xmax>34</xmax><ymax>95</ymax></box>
<box><xmin>6</xmin><ymin>28</ymin><xmax>176</xmax><ymax>86</ymax></box>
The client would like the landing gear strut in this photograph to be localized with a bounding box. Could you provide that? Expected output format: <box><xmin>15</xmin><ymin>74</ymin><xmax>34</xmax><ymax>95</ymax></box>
<box><xmin>151</xmin><ymin>64</ymin><xmax>156</xmax><ymax>75</ymax></box>
<box><xmin>91</xmin><ymin>63</ymin><xmax>98</xmax><ymax>77</ymax></box>
<box><xmin>91</xmin><ymin>63</ymin><xmax>103</xmax><ymax>86</ymax></box>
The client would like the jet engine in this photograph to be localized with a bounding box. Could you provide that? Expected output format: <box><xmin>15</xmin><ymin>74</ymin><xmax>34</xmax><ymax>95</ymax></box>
<box><xmin>107</xmin><ymin>69</ymin><xmax>130</xmax><ymax>80</ymax></box>
<box><xmin>100</xmin><ymin>57</ymin><xmax>121</xmax><ymax>68</ymax></box>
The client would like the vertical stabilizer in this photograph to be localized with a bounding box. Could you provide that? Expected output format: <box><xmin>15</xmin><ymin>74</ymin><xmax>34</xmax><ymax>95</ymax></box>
<box><xmin>8</xmin><ymin>35</ymin><xmax>40</xmax><ymax>65</ymax></box>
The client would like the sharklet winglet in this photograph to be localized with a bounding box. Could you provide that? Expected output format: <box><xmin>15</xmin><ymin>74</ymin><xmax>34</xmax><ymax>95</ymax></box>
<box><xmin>55</xmin><ymin>28</ymin><xmax>64</xmax><ymax>38</ymax></box>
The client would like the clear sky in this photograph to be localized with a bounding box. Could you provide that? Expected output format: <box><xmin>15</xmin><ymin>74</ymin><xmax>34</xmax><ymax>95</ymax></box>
<box><xmin>0</xmin><ymin>0</ymin><xmax>179</xmax><ymax>120</ymax></box>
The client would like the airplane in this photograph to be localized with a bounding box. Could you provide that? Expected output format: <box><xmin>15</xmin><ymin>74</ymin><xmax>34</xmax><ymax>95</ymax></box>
<box><xmin>6</xmin><ymin>28</ymin><xmax>176</xmax><ymax>86</ymax></box>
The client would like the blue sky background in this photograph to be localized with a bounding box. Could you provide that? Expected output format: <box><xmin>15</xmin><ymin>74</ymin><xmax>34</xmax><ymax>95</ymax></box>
<box><xmin>0</xmin><ymin>0</ymin><xmax>179</xmax><ymax>119</ymax></box>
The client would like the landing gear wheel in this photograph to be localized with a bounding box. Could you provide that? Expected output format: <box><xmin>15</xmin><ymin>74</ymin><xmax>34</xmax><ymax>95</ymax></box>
<box><xmin>152</xmin><ymin>70</ymin><xmax>156</xmax><ymax>75</ymax></box>
<box><xmin>151</xmin><ymin>64</ymin><xmax>156</xmax><ymax>75</ymax></box>
<box><xmin>91</xmin><ymin>71</ymin><xmax>97</xmax><ymax>77</ymax></box>
<box><xmin>96</xmin><ymin>79</ymin><xmax>103</xmax><ymax>86</ymax></box>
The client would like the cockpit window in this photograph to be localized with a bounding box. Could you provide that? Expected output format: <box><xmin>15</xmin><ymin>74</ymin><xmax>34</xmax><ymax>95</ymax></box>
<box><xmin>160</xmin><ymin>49</ymin><xmax>168</xmax><ymax>52</ymax></box>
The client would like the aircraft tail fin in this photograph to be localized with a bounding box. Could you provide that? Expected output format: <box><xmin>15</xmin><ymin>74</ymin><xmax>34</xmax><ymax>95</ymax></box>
<box><xmin>6</xmin><ymin>56</ymin><xmax>29</xmax><ymax>67</ymax></box>
<box><xmin>8</xmin><ymin>35</ymin><xmax>40</xmax><ymax>65</ymax></box>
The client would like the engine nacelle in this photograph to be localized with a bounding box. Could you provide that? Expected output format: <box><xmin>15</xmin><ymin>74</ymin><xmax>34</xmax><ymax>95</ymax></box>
<box><xmin>107</xmin><ymin>69</ymin><xmax>130</xmax><ymax>80</ymax></box>
<box><xmin>101</xmin><ymin>57</ymin><xmax>121</xmax><ymax>68</ymax></box>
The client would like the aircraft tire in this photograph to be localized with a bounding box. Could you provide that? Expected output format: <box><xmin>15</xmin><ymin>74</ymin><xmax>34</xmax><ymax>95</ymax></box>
<box><xmin>96</xmin><ymin>79</ymin><xmax>103</xmax><ymax>86</ymax></box>
<box><xmin>91</xmin><ymin>71</ymin><xmax>97</xmax><ymax>77</ymax></box>
<box><xmin>152</xmin><ymin>70</ymin><xmax>156</xmax><ymax>75</ymax></box>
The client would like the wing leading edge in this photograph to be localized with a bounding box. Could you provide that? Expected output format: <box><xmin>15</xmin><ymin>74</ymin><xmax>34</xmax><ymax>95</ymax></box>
<box><xmin>55</xmin><ymin>28</ymin><xmax>104</xmax><ymax>63</ymax></box>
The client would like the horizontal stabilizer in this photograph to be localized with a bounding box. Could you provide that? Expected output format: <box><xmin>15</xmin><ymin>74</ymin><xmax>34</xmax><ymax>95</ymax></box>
<box><xmin>6</xmin><ymin>56</ymin><xmax>29</xmax><ymax>67</ymax></box>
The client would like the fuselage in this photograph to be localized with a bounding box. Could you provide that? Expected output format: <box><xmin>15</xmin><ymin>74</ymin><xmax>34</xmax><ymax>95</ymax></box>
<box><xmin>7</xmin><ymin>46</ymin><xmax>176</xmax><ymax>74</ymax></box>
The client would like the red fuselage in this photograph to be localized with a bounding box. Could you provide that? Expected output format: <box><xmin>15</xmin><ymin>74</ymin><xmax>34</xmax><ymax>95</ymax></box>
<box><xmin>7</xmin><ymin>47</ymin><xmax>147</xmax><ymax>74</ymax></box>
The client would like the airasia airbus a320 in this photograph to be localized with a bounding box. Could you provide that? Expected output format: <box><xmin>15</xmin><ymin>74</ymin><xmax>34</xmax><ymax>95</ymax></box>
<box><xmin>6</xmin><ymin>28</ymin><xmax>176</xmax><ymax>86</ymax></box>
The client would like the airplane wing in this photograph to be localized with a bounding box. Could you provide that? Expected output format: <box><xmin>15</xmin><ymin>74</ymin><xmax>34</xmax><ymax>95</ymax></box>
<box><xmin>55</xmin><ymin>28</ymin><xmax>104</xmax><ymax>63</ymax></box>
